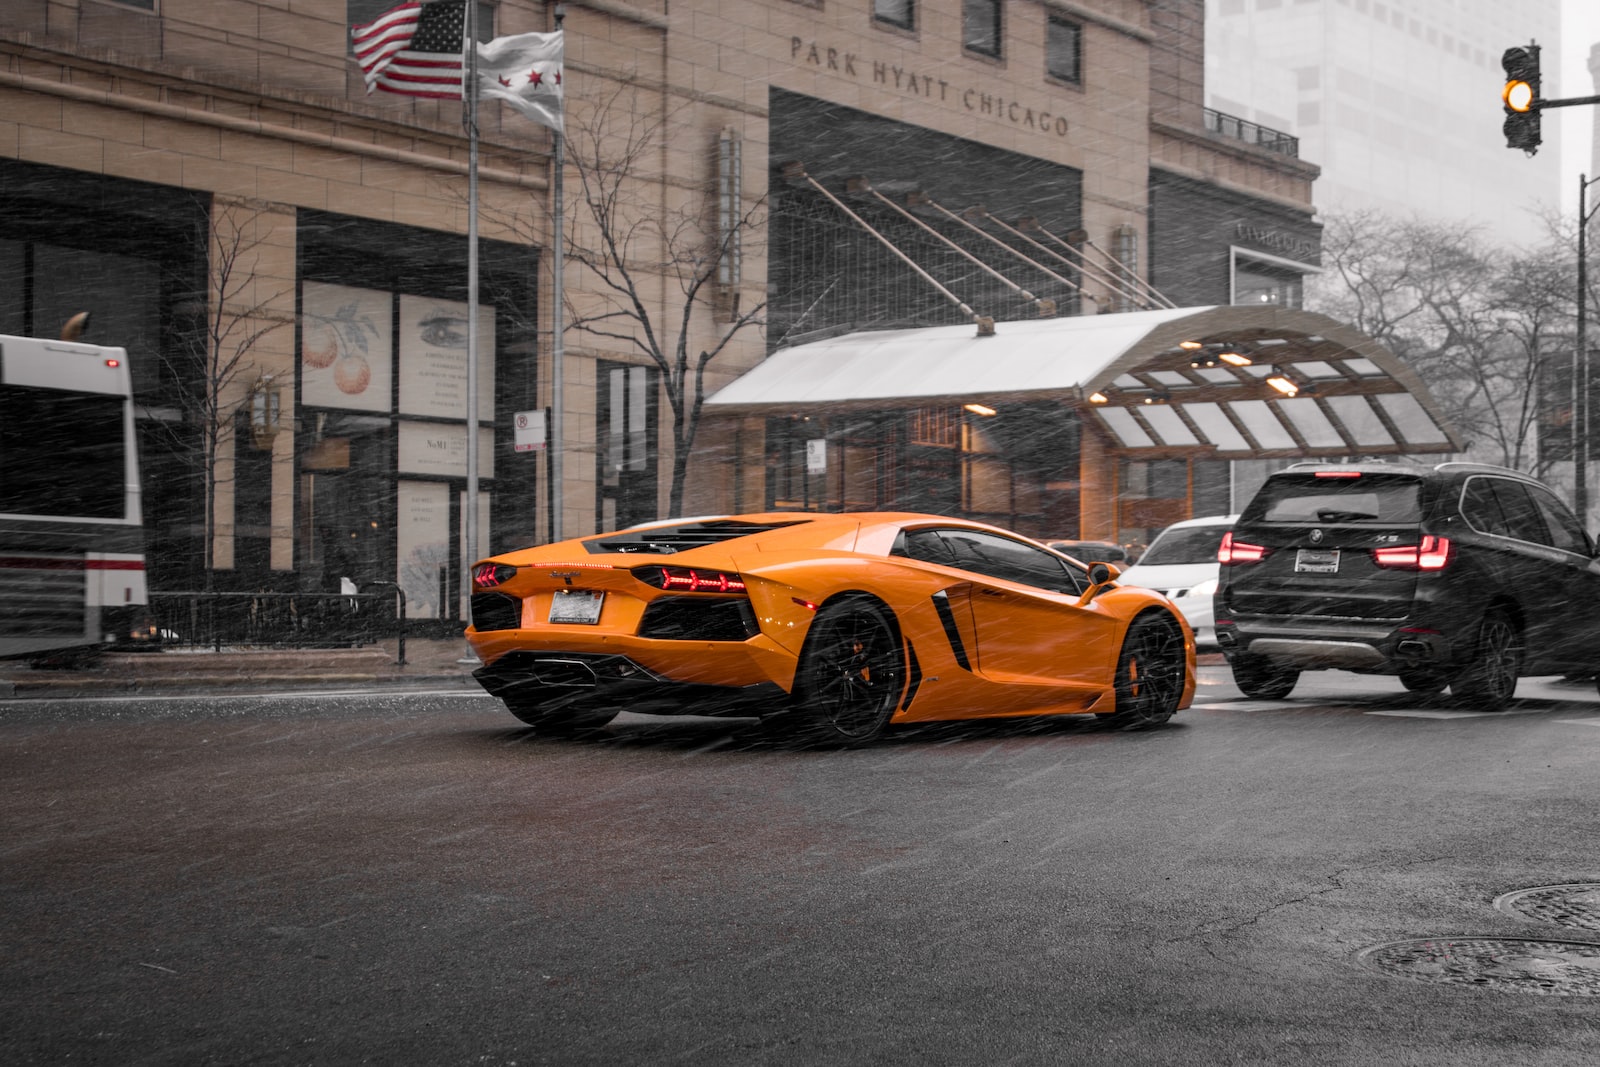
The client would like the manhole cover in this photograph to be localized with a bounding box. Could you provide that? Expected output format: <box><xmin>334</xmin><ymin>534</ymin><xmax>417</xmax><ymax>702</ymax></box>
<box><xmin>1356</xmin><ymin>938</ymin><xmax>1600</xmax><ymax>996</ymax></box>
<box><xmin>1494</xmin><ymin>884</ymin><xmax>1600</xmax><ymax>931</ymax></box>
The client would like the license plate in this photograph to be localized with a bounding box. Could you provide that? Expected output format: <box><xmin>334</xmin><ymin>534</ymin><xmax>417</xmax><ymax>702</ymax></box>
<box><xmin>548</xmin><ymin>589</ymin><xmax>604</xmax><ymax>624</ymax></box>
<box><xmin>1294</xmin><ymin>548</ymin><xmax>1340</xmax><ymax>574</ymax></box>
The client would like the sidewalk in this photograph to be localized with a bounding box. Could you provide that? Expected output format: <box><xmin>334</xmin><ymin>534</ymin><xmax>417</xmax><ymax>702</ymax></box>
<box><xmin>0</xmin><ymin>638</ymin><xmax>482</xmax><ymax>699</ymax></box>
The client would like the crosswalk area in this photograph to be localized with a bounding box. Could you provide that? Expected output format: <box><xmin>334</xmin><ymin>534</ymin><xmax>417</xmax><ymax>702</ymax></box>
<box><xmin>1189</xmin><ymin>666</ymin><xmax>1600</xmax><ymax>722</ymax></box>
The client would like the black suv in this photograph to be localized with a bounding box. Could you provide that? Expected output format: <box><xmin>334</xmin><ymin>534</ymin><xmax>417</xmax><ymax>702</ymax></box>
<box><xmin>1215</xmin><ymin>461</ymin><xmax>1600</xmax><ymax>708</ymax></box>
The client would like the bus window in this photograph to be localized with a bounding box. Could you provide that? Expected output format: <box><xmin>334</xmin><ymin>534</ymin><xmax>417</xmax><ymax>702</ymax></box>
<box><xmin>0</xmin><ymin>383</ymin><xmax>126</xmax><ymax>519</ymax></box>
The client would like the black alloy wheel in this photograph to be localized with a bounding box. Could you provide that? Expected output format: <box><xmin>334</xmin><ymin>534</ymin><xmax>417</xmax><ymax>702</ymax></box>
<box><xmin>1451</xmin><ymin>610</ymin><xmax>1522</xmax><ymax>710</ymax></box>
<box><xmin>790</xmin><ymin>597</ymin><xmax>905</xmax><ymax>745</ymax></box>
<box><xmin>1229</xmin><ymin>652</ymin><xmax>1299</xmax><ymax>701</ymax></box>
<box><xmin>1099</xmin><ymin>611</ymin><xmax>1187</xmax><ymax>729</ymax></box>
<box><xmin>501</xmin><ymin>693</ymin><xmax>619</xmax><ymax>734</ymax></box>
<box><xmin>1396</xmin><ymin>667</ymin><xmax>1448</xmax><ymax>694</ymax></box>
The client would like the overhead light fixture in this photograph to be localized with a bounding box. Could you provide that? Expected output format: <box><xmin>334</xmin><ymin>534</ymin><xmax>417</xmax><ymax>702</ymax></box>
<box><xmin>1088</xmin><ymin>392</ymin><xmax>1109</xmax><ymax>405</ymax></box>
<box><xmin>964</xmin><ymin>402</ymin><xmax>997</xmax><ymax>416</ymax></box>
<box><xmin>1266</xmin><ymin>367</ymin><xmax>1300</xmax><ymax>397</ymax></box>
<box><xmin>1218</xmin><ymin>350</ymin><xmax>1253</xmax><ymax>367</ymax></box>
<box><xmin>1141</xmin><ymin>390</ymin><xmax>1172</xmax><ymax>406</ymax></box>
<box><xmin>1178</xmin><ymin>340</ymin><xmax>1204</xmax><ymax>351</ymax></box>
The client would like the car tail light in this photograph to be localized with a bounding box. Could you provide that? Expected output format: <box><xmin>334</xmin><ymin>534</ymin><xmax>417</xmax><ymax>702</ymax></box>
<box><xmin>633</xmin><ymin>566</ymin><xmax>748</xmax><ymax>593</ymax></box>
<box><xmin>1372</xmin><ymin>535</ymin><xmax>1452</xmax><ymax>571</ymax></box>
<box><xmin>1218</xmin><ymin>531</ymin><xmax>1268</xmax><ymax>564</ymax></box>
<box><xmin>1313</xmin><ymin>470</ymin><xmax>1362</xmax><ymax>479</ymax></box>
<box><xmin>473</xmin><ymin>562</ymin><xmax>518</xmax><ymax>588</ymax></box>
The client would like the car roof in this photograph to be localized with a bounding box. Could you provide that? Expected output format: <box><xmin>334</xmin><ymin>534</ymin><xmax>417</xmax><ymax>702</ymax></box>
<box><xmin>1279</xmin><ymin>459</ymin><xmax>1534</xmax><ymax>482</ymax></box>
<box><xmin>1155</xmin><ymin>514</ymin><xmax>1238</xmax><ymax>530</ymax></box>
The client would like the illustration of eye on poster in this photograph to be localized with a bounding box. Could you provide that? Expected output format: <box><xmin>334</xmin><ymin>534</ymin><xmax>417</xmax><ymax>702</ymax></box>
<box><xmin>398</xmin><ymin>294</ymin><xmax>495</xmax><ymax>419</ymax></box>
<box><xmin>301</xmin><ymin>281</ymin><xmax>394</xmax><ymax>412</ymax></box>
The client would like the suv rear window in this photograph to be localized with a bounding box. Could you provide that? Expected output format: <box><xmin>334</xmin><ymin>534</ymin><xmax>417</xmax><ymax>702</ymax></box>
<box><xmin>1243</xmin><ymin>473</ymin><xmax>1424</xmax><ymax>524</ymax></box>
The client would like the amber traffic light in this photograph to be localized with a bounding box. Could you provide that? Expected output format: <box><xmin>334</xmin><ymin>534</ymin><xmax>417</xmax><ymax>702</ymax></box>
<box><xmin>1502</xmin><ymin>44</ymin><xmax>1541</xmax><ymax>154</ymax></box>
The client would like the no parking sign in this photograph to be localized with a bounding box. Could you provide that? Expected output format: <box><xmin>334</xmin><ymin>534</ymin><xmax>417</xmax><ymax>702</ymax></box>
<box><xmin>514</xmin><ymin>409</ymin><xmax>547</xmax><ymax>452</ymax></box>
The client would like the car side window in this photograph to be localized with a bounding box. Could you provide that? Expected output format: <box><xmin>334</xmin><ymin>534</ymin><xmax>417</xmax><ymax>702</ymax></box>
<box><xmin>934</xmin><ymin>530</ymin><xmax>1086</xmax><ymax>594</ymax></box>
<box><xmin>1459</xmin><ymin>477</ymin><xmax>1510</xmax><ymax>536</ymax></box>
<box><xmin>897</xmin><ymin>528</ymin><xmax>961</xmax><ymax>568</ymax></box>
<box><xmin>1527</xmin><ymin>485</ymin><xmax>1592</xmax><ymax>555</ymax></box>
<box><xmin>1488</xmin><ymin>479</ymin><xmax>1553</xmax><ymax>547</ymax></box>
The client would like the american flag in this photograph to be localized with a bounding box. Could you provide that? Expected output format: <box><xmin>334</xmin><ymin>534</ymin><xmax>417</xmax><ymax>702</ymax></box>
<box><xmin>351</xmin><ymin>1</ymin><xmax>466</xmax><ymax>99</ymax></box>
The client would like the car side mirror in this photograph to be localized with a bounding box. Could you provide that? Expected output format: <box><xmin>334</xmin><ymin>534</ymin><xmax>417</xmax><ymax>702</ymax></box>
<box><xmin>1076</xmin><ymin>562</ymin><xmax>1120</xmax><ymax>606</ymax></box>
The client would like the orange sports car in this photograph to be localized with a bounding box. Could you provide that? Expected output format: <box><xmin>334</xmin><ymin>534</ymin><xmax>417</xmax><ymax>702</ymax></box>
<box><xmin>466</xmin><ymin>512</ymin><xmax>1195</xmax><ymax>742</ymax></box>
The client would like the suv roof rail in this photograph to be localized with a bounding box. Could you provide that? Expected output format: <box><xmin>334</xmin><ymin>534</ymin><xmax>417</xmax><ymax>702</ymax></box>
<box><xmin>1431</xmin><ymin>460</ymin><xmax>1524</xmax><ymax>475</ymax></box>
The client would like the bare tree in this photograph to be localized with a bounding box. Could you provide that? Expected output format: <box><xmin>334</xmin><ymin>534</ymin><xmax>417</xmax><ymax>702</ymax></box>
<box><xmin>177</xmin><ymin>198</ymin><xmax>291</xmax><ymax>592</ymax></box>
<box><xmin>559</xmin><ymin>83</ymin><xmax>767</xmax><ymax>516</ymax></box>
<box><xmin>1308</xmin><ymin>210</ymin><xmax>1577</xmax><ymax>479</ymax></box>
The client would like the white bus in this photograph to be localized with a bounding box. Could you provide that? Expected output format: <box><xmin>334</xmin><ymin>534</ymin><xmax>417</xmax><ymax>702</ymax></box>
<box><xmin>0</xmin><ymin>332</ymin><xmax>154</xmax><ymax>662</ymax></box>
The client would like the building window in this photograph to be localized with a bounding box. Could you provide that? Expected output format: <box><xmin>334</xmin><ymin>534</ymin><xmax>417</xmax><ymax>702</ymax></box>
<box><xmin>715</xmin><ymin>128</ymin><xmax>743</xmax><ymax>318</ymax></box>
<box><xmin>597</xmin><ymin>362</ymin><xmax>658</xmax><ymax>531</ymax></box>
<box><xmin>873</xmin><ymin>0</ymin><xmax>914</xmax><ymax>31</ymax></box>
<box><xmin>1046</xmin><ymin>14</ymin><xmax>1082</xmax><ymax>84</ymax></box>
<box><xmin>105</xmin><ymin>0</ymin><xmax>156</xmax><ymax>8</ymax></box>
<box><xmin>1233</xmin><ymin>257</ymin><xmax>1304</xmax><ymax>309</ymax></box>
<box><xmin>346</xmin><ymin>1</ymin><xmax>494</xmax><ymax>47</ymax></box>
<box><xmin>963</xmin><ymin>0</ymin><xmax>1002</xmax><ymax>58</ymax></box>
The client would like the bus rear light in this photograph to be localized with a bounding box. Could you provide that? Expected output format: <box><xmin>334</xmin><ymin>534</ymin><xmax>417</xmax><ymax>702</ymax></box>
<box><xmin>1372</xmin><ymin>536</ymin><xmax>1452</xmax><ymax>571</ymax></box>
<box><xmin>1218</xmin><ymin>531</ymin><xmax>1268</xmax><ymax>564</ymax></box>
<box><xmin>633</xmin><ymin>566</ymin><xmax>748</xmax><ymax>593</ymax></box>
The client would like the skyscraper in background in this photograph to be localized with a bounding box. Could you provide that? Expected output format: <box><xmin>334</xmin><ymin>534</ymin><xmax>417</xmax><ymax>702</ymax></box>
<box><xmin>1207</xmin><ymin>0</ymin><xmax>1563</xmax><ymax>247</ymax></box>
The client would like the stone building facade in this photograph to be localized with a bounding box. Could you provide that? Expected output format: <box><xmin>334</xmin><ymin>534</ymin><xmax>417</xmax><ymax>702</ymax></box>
<box><xmin>2</xmin><ymin>0</ymin><xmax>1337</xmax><ymax>624</ymax></box>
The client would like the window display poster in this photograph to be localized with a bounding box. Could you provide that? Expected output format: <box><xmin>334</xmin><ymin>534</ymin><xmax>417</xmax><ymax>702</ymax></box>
<box><xmin>301</xmin><ymin>281</ymin><xmax>393</xmax><ymax>413</ymax></box>
<box><xmin>458</xmin><ymin>489</ymin><xmax>492</xmax><ymax>620</ymax></box>
<box><xmin>397</xmin><ymin>421</ymin><xmax>496</xmax><ymax>479</ymax></box>
<box><xmin>396</xmin><ymin>480</ymin><xmax>450</xmax><ymax>619</ymax></box>
<box><xmin>398</xmin><ymin>294</ymin><xmax>495</xmax><ymax>419</ymax></box>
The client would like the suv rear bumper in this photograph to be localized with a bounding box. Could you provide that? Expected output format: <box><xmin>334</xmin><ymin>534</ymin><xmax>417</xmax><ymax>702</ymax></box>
<box><xmin>1217</xmin><ymin>618</ymin><xmax>1454</xmax><ymax>673</ymax></box>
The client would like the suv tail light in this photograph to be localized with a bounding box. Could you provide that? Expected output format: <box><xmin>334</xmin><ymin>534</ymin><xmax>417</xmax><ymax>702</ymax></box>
<box><xmin>1218</xmin><ymin>531</ymin><xmax>1268</xmax><ymax>564</ymax></box>
<box><xmin>1372</xmin><ymin>535</ymin><xmax>1452</xmax><ymax>571</ymax></box>
<box><xmin>633</xmin><ymin>566</ymin><xmax>748</xmax><ymax>593</ymax></box>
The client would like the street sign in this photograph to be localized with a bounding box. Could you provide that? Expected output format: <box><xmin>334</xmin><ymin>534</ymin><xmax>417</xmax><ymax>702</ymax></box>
<box><xmin>514</xmin><ymin>409</ymin><xmax>547</xmax><ymax>452</ymax></box>
<box><xmin>805</xmin><ymin>438</ymin><xmax>827</xmax><ymax>474</ymax></box>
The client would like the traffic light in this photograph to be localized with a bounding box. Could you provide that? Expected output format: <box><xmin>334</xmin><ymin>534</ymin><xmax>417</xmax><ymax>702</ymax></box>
<box><xmin>1502</xmin><ymin>44</ymin><xmax>1541</xmax><ymax>154</ymax></box>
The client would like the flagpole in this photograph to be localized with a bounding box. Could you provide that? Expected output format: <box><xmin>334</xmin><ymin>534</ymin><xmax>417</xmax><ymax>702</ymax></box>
<box><xmin>464</xmin><ymin>0</ymin><xmax>481</xmax><ymax>632</ymax></box>
<box><xmin>550</xmin><ymin>4</ymin><xmax>566</xmax><ymax>544</ymax></box>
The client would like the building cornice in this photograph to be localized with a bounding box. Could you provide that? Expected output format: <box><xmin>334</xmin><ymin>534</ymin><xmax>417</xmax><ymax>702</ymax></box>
<box><xmin>0</xmin><ymin>34</ymin><xmax>549</xmax><ymax>190</ymax></box>
<box><xmin>1151</xmin><ymin>115</ymin><xmax>1321</xmax><ymax>181</ymax></box>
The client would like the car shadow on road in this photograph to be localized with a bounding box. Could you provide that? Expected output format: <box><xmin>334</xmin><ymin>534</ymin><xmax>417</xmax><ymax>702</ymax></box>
<box><xmin>468</xmin><ymin>709</ymin><xmax>1192</xmax><ymax>756</ymax></box>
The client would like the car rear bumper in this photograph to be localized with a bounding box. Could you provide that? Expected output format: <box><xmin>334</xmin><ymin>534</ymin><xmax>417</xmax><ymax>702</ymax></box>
<box><xmin>472</xmin><ymin>650</ymin><xmax>788</xmax><ymax>716</ymax></box>
<box><xmin>1216</xmin><ymin>617</ymin><xmax>1455</xmax><ymax>672</ymax></box>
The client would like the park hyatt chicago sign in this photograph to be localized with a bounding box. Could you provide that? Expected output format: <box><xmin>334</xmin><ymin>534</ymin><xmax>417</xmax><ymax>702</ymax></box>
<box><xmin>789</xmin><ymin>37</ymin><xmax>1071</xmax><ymax>139</ymax></box>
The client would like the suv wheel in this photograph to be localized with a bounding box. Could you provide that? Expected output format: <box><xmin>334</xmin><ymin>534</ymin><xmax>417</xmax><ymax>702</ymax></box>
<box><xmin>1397</xmin><ymin>667</ymin><xmax>1448</xmax><ymax>694</ymax></box>
<box><xmin>1230</xmin><ymin>653</ymin><xmax>1299</xmax><ymax>700</ymax></box>
<box><xmin>1450</xmin><ymin>610</ymin><xmax>1521</xmax><ymax>710</ymax></box>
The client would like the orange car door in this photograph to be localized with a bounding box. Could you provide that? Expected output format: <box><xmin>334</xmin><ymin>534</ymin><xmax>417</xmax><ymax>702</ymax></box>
<box><xmin>933</xmin><ymin>530</ymin><xmax>1119</xmax><ymax>688</ymax></box>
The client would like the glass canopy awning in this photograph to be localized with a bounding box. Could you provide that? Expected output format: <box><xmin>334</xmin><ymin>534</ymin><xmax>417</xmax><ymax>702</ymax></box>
<box><xmin>706</xmin><ymin>305</ymin><xmax>1460</xmax><ymax>458</ymax></box>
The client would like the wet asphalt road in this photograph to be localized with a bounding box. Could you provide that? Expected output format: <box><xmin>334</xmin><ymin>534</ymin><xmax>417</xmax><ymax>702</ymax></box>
<box><xmin>4</xmin><ymin>668</ymin><xmax>1600</xmax><ymax>1066</ymax></box>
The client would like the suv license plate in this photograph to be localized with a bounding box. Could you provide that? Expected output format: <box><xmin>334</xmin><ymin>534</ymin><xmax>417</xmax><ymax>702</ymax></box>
<box><xmin>1294</xmin><ymin>548</ymin><xmax>1340</xmax><ymax>574</ymax></box>
<box><xmin>549</xmin><ymin>590</ymin><xmax>604</xmax><ymax>624</ymax></box>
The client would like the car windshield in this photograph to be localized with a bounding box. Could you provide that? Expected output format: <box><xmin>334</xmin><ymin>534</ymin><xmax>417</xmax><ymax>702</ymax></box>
<box><xmin>1137</xmin><ymin>525</ymin><xmax>1230</xmax><ymax>565</ymax></box>
<box><xmin>1246</xmin><ymin>473</ymin><xmax>1425</xmax><ymax>524</ymax></box>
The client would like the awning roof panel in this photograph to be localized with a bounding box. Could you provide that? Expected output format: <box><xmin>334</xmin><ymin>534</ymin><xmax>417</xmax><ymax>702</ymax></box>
<box><xmin>707</xmin><ymin>306</ymin><xmax>1461</xmax><ymax>457</ymax></box>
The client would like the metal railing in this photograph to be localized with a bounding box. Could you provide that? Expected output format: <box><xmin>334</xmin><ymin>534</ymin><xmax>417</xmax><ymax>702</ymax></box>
<box><xmin>1203</xmin><ymin>108</ymin><xmax>1299</xmax><ymax>157</ymax></box>
<box><xmin>147</xmin><ymin>589</ymin><xmax>408</xmax><ymax>662</ymax></box>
